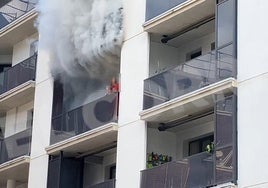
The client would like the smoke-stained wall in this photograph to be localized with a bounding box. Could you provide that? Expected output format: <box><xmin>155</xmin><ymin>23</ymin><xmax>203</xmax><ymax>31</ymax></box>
<box><xmin>37</xmin><ymin>0</ymin><xmax>123</xmax><ymax>110</ymax></box>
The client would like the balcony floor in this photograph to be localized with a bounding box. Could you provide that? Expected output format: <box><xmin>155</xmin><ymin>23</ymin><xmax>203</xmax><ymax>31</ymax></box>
<box><xmin>140</xmin><ymin>78</ymin><xmax>237</xmax><ymax>123</ymax></box>
<box><xmin>46</xmin><ymin>123</ymin><xmax>118</xmax><ymax>157</ymax></box>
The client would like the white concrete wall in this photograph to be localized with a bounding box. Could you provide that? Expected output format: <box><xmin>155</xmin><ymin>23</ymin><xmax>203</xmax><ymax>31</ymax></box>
<box><xmin>149</xmin><ymin>42</ymin><xmax>179</xmax><ymax>76</ymax></box>
<box><xmin>27</xmin><ymin>34</ymin><xmax>53</xmax><ymax>188</ymax></box>
<box><xmin>83</xmin><ymin>163</ymin><xmax>103</xmax><ymax>187</ymax></box>
<box><xmin>0</xmin><ymin>55</ymin><xmax>12</xmax><ymax>64</ymax></box>
<box><xmin>237</xmin><ymin>0</ymin><xmax>268</xmax><ymax>187</ymax></box>
<box><xmin>4</xmin><ymin>101</ymin><xmax>33</xmax><ymax>137</ymax></box>
<box><xmin>176</xmin><ymin>32</ymin><xmax>215</xmax><ymax>63</ymax></box>
<box><xmin>149</xmin><ymin>32</ymin><xmax>215</xmax><ymax>76</ymax></box>
<box><xmin>116</xmin><ymin>0</ymin><xmax>149</xmax><ymax>187</ymax></box>
<box><xmin>83</xmin><ymin>152</ymin><xmax>116</xmax><ymax>187</ymax></box>
<box><xmin>147</xmin><ymin>128</ymin><xmax>177</xmax><ymax>160</ymax></box>
<box><xmin>12</xmin><ymin>33</ymin><xmax>38</xmax><ymax>66</ymax></box>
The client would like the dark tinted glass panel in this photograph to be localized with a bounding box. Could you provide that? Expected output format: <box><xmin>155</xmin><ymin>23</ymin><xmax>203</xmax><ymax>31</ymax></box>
<box><xmin>216</xmin><ymin>96</ymin><xmax>234</xmax><ymax>148</ymax></box>
<box><xmin>215</xmin><ymin>146</ymin><xmax>234</xmax><ymax>184</ymax></box>
<box><xmin>141</xmin><ymin>153</ymin><xmax>213</xmax><ymax>188</ymax></box>
<box><xmin>144</xmin><ymin>52</ymin><xmax>217</xmax><ymax>109</ymax></box>
<box><xmin>50</xmin><ymin>93</ymin><xmax>119</xmax><ymax>144</ymax></box>
<box><xmin>0</xmin><ymin>128</ymin><xmax>32</xmax><ymax>164</ymax></box>
<box><xmin>146</xmin><ymin>0</ymin><xmax>187</xmax><ymax>21</ymax></box>
<box><xmin>217</xmin><ymin>44</ymin><xmax>235</xmax><ymax>79</ymax></box>
<box><xmin>189</xmin><ymin>135</ymin><xmax>214</xmax><ymax>156</ymax></box>
<box><xmin>140</xmin><ymin>165</ymin><xmax>166</xmax><ymax>188</ymax></box>
<box><xmin>217</xmin><ymin>0</ymin><xmax>235</xmax><ymax>48</ymax></box>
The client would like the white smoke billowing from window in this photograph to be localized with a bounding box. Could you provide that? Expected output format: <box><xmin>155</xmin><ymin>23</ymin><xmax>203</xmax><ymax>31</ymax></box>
<box><xmin>37</xmin><ymin>0</ymin><xmax>123</xmax><ymax>110</ymax></box>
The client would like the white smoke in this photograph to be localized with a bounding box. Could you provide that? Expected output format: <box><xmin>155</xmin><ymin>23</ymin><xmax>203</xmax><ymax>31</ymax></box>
<box><xmin>36</xmin><ymin>0</ymin><xmax>123</xmax><ymax>110</ymax></box>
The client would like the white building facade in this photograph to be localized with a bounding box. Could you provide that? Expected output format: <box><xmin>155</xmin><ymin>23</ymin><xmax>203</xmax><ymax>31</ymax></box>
<box><xmin>0</xmin><ymin>0</ymin><xmax>267</xmax><ymax>188</ymax></box>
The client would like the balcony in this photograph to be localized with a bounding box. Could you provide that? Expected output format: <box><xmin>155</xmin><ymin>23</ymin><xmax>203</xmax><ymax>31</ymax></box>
<box><xmin>141</xmin><ymin>49</ymin><xmax>236</xmax><ymax>122</ymax></box>
<box><xmin>47</xmin><ymin>93</ymin><xmax>119</xmax><ymax>156</ymax></box>
<box><xmin>47</xmin><ymin>148</ymin><xmax>117</xmax><ymax>188</ymax></box>
<box><xmin>0</xmin><ymin>0</ymin><xmax>37</xmax><ymax>30</ymax></box>
<box><xmin>0</xmin><ymin>54</ymin><xmax>36</xmax><ymax>111</ymax></box>
<box><xmin>143</xmin><ymin>95</ymin><xmax>236</xmax><ymax>188</ymax></box>
<box><xmin>0</xmin><ymin>128</ymin><xmax>32</xmax><ymax>186</ymax></box>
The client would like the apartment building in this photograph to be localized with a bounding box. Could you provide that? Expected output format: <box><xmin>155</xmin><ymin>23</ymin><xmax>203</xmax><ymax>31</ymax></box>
<box><xmin>0</xmin><ymin>0</ymin><xmax>37</xmax><ymax>188</ymax></box>
<box><xmin>0</xmin><ymin>0</ymin><xmax>268</xmax><ymax>188</ymax></box>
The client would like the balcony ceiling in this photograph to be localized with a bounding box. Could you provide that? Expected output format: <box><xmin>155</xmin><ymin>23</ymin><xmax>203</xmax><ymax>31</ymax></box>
<box><xmin>144</xmin><ymin>0</ymin><xmax>215</xmax><ymax>36</ymax></box>
<box><xmin>0</xmin><ymin>10</ymin><xmax>37</xmax><ymax>55</ymax></box>
<box><xmin>46</xmin><ymin>123</ymin><xmax>118</xmax><ymax>157</ymax></box>
<box><xmin>151</xmin><ymin>19</ymin><xmax>215</xmax><ymax>48</ymax></box>
<box><xmin>0</xmin><ymin>157</ymin><xmax>30</xmax><ymax>186</ymax></box>
<box><xmin>140</xmin><ymin>78</ymin><xmax>237</xmax><ymax>123</ymax></box>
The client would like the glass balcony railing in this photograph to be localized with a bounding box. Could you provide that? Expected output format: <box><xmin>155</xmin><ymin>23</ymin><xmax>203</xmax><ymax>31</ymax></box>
<box><xmin>88</xmin><ymin>179</ymin><xmax>116</xmax><ymax>188</ymax></box>
<box><xmin>143</xmin><ymin>49</ymin><xmax>235</xmax><ymax>110</ymax></box>
<box><xmin>50</xmin><ymin>92</ymin><xmax>119</xmax><ymax>145</ymax></box>
<box><xmin>0</xmin><ymin>54</ymin><xmax>37</xmax><ymax>95</ymax></box>
<box><xmin>141</xmin><ymin>149</ymin><xmax>235</xmax><ymax>188</ymax></box>
<box><xmin>0</xmin><ymin>0</ymin><xmax>37</xmax><ymax>30</ymax></box>
<box><xmin>146</xmin><ymin>0</ymin><xmax>188</xmax><ymax>21</ymax></box>
<box><xmin>0</xmin><ymin>128</ymin><xmax>32</xmax><ymax>165</ymax></box>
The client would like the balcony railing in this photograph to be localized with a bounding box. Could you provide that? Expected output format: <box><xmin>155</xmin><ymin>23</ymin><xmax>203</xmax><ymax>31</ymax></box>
<box><xmin>0</xmin><ymin>54</ymin><xmax>37</xmax><ymax>95</ymax></box>
<box><xmin>50</xmin><ymin>92</ymin><xmax>119</xmax><ymax>145</ymax></box>
<box><xmin>146</xmin><ymin>0</ymin><xmax>188</xmax><ymax>21</ymax></box>
<box><xmin>88</xmin><ymin>179</ymin><xmax>116</xmax><ymax>188</ymax></box>
<box><xmin>143</xmin><ymin>50</ymin><xmax>235</xmax><ymax>110</ymax></box>
<box><xmin>0</xmin><ymin>128</ymin><xmax>32</xmax><ymax>165</ymax></box>
<box><xmin>141</xmin><ymin>151</ymin><xmax>234</xmax><ymax>188</ymax></box>
<box><xmin>0</xmin><ymin>0</ymin><xmax>37</xmax><ymax>30</ymax></box>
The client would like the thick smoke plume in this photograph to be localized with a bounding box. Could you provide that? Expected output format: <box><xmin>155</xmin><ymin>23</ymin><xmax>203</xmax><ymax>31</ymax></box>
<box><xmin>37</xmin><ymin>0</ymin><xmax>123</xmax><ymax>110</ymax></box>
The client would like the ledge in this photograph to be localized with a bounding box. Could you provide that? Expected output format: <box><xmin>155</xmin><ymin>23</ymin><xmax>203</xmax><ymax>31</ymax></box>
<box><xmin>143</xmin><ymin>0</ymin><xmax>214</xmax><ymax>35</ymax></box>
<box><xmin>0</xmin><ymin>156</ymin><xmax>30</xmax><ymax>173</ymax></box>
<box><xmin>0</xmin><ymin>80</ymin><xmax>35</xmax><ymax>111</ymax></box>
<box><xmin>140</xmin><ymin>78</ymin><xmax>237</xmax><ymax>123</ymax></box>
<box><xmin>0</xmin><ymin>8</ymin><xmax>38</xmax><ymax>53</ymax></box>
<box><xmin>46</xmin><ymin>123</ymin><xmax>118</xmax><ymax>156</ymax></box>
<box><xmin>0</xmin><ymin>8</ymin><xmax>37</xmax><ymax>36</ymax></box>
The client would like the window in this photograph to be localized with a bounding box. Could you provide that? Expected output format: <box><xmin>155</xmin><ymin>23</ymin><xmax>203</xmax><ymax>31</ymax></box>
<box><xmin>188</xmin><ymin>135</ymin><xmax>214</xmax><ymax>156</ymax></box>
<box><xmin>26</xmin><ymin>109</ymin><xmax>34</xmax><ymax>129</ymax></box>
<box><xmin>186</xmin><ymin>48</ymin><xmax>202</xmax><ymax>61</ymax></box>
<box><xmin>109</xmin><ymin>165</ymin><xmax>116</xmax><ymax>179</ymax></box>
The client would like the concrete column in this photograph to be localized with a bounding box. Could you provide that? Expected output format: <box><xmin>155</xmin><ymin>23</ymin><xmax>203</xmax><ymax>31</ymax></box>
<box><xmin>7</xmin><ymin>179</ymin><xmax>16</xmax><ymax>188</ymax></box>
<box><xmin>237</xmin><ymin>0</ymin><xmax>268</xmax><ymax>187</ymax></box>
<box><xmin>27</xmin><ymin>36</ymin><xmax>54</xmax><ymax>188</ymax></box>
<box><xmin>116</xmin><ymin>0</ymin><xmax>149</xmax><ymax>187</ymax></box>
